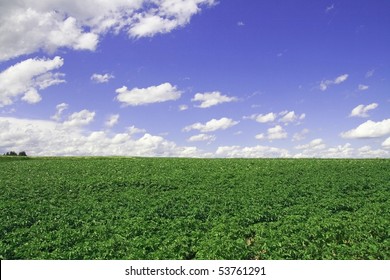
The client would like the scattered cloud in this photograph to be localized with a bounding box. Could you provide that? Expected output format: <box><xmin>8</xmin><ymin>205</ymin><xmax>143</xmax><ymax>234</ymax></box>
<box><xmin>267</xmin><ymin>125</ymin><xmax>288</xmax><ymax>140</ymax></box>
<box><xmin>216</xmin><ymin>145</ymin><xmax>291</xmax><ymax>158</ymax></box>
<box><xmin>382</xmin><ymin>137</ymin><xmax>390</xmax><ymax>149</ymax></box>
<box><xmin>127</xmin><ymin>125</ymin><xmax>147</xmax><ymax>135</ymax></box>
<box><xmin>245</xmin><ymin>111</ymin><xmax>305</xmax><ymax>126</ymax></box>
<box><xmin>179</xmin><ymin>104</ymin><xmax>189</xmax><ymax>111</ymax></box>
<box><xmin>341</xmin><ymin>119</ymin><xmax>390</xmax><ymax>139</ymax></box>
<box><xmin>319</xmin><ymin>74</ymin><xmax>348</xmax><ymax>91</ymax></box>
<box><xmin>51</xmin><ymin>103</ymin><xmax>69</xmax><ymax>121</ymax></box>
<box><xmin>0</xmin><ymin>116</ymin><xmax>204</xmax><ymax>157</ymax></box>
<box><xmin>105</xmin><ymin>114</ymin><xmax>119</xmax><ymax>128</ymax></box>
<box><xmin>279</xmin><ymin>111</ymin><xmax>305</xmax><ymax>124</ymax></box>
<box><xmin>358</xmin><ymin>84</ymin><xmax>369</xmax><ymax>91</ymax></box>
<box><xmin>255</xmin><ymin>113</ymin><xmax>277</xmax><ymax>123</ymax></box>
<box><xmin>191</xmin><ymin>91</ymin><xmax>237</xmax><ymax>108</ymax></box>
<box><xmin>237</xmin><ymin>21</ymin><xmax>245</xmax><ymax>26</ymax></box>
<box><xmin>293</xmin><ymin>128</ymin><xmax>309</xmax><ymax>141</ymax></box>
<box><xmin>115</xmin><ymin>83</ymin><xmax>182</xmax><ymax>106</ymax></box>
<box><xmin>91</xmin><ymin>73</ymin><xmax>114</xmax><ymax>83</ymax></box>
<box><xmin>183</xmin><ymin>117</ymin><xmax>239</xmax><ymax>133</ymax></box>
<box><xmin>295</xmin><ymin>138</ymin><xmax>326</xmax><ymax>150</ymax></box>
<box><xmin>349</xmin><ymin>103</ymin><xmax>378</xmax><ymax>118</ymax></box>
<box><xmin>0</xmin><ymin>56</ymin><xmax>65</xmax><ymax>107</ymax></box>
<box><xmin>187</xmin><ymin>133</ymin><xmax>216</xmax><ymax>143</ymax></box>
<box><xmin>0</xmin><ymin>0</ymin><xmax>216</xmax><ymax>62</ymax></box>
<box><xmin>63</xmin><ymin>109</ymin><xmax>95</xmax><ymax>127</ymax></box>
<box><xmin>256</xmin><ymin>125</ymin><xmax>288</xmax><ymax>141</ymax></box>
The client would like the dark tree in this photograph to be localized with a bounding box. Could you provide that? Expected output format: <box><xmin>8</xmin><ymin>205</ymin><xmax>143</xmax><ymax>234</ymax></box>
<box><xmin>18</xmin><ymin>151</ymin><xmax>27</xmax><ymax>157</ymax></box>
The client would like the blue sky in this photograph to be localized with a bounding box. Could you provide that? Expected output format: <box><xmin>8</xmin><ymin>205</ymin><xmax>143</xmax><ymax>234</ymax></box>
<box><xmin>0</xmin><ymin>0</ymin><xmax>389</xmax><ymax>157</ymax></box>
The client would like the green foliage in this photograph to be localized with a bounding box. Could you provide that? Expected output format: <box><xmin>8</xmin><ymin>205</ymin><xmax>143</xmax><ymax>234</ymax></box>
<box><xmin>0</xmin><ymin>158</ymin><xmax>389</xmax><ymax>259</ymax></box>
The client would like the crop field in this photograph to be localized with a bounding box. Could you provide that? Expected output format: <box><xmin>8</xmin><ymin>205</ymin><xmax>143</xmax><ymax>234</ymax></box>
<box><xmin>0</xmin><ymin>157</ymin><xmax>389</xmax><ymax>260</ymax></box>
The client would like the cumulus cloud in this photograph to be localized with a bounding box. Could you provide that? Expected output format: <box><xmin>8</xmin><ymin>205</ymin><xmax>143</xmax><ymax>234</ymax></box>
<box><xmin>191</xmin><ymin>91</ymin><xmax>237</xmax><ymax>108</ymax></box>
<box><xmin>0</xmin><ymin>116</ymin><xmax>204</xmax><ymax>157</ymax></box>
<box><xmin>115</xmin><ymin>83</ymin><xmax>182</xmax><ymax>106</ymax></box>
<box><xmin>105</xmin><ymin>114</ymin><xmax>119</xmax><ymax>128</ymax></box>
<box><xmin>251</xmin><ymin>112</ymin><xmax>277</xmax><ymax>123</ymax></box>
<box><xmin>0</xmin><ymin>0</ymin><xmax>215</xmax><ymax>61</ymax></box>
<box><xmin>279</xmin><ymin>111</ymin><xmax>305</xmax><ymax>124</ymax></box>
<box><xmin>63</xmin><ymin>109</ymin><xmax>95</xmax><ymax>127</ymax></box>
<box><xmin>0</xmin><ymin>56</ymin><xmax>65</xmax><ymax>107</ymax></box>
<box><xmin>293</xmin><ymin>128</ymin><xmax>309</xmax><ymax>141</ymax></box>
<box><xmin>349</xmin><ymin>103</ymin><xmax>378</xmax><ymax>118</ymax></box>
<box><xmin>267</xmin><ymin>125</ymin><xmax>288</xmax><ymax>140</ymax></box>
<box><xmin>319</xmin><ymin>74</ymin><xmax>348</xmax><ymax>91</ymax></box>
<box><xmin>295</xmin><ymin>138</ymin><xmax>326</xmax><ymax>150</ymax></box>
<box><xmin>127</xmin><ymin>125</ymin><xmax>147</xmax><ymax>135</ymax></box>
<box><xmin>256</xmin><ymin>125</ymin><xmax>288</xmax><ymax>141</ymax></box>
<box><xmin>216</xmin><ymin>145</ymin><xmax>290</xmax><ymax>158</ymax></box>
<box><xmin>91</xmin><ymin>73</ymin><xmax>114</xmax><ymax>83</ymax></box>
<box><xmin>382</xmin><ymin>137</ymin><xmax>390</xmax><ymax>149</ymax></box>
<box><xmin>183</xmin><ymin>117</ymin><xmax>239</xmax><ymax>132</ymax></box>
<box><xmin>187</xmin><ymin>133</ymin><xmax>216</xmax><ymax>143</ymax></box>
<box><xmin>245</xmin><ymin>111</ymin><xmax>305</xmax><ymax>125</ymax></box>
<box><xmin>341</xmin><ymin>119</ymin><xmax>390</xmax><ymax>139</ymax></box>
<box><xmin>51</xmin><ymin>103</ymin><xmax>69</xmax><ymax>121</ymax></box>
<box><xmin>293</xmin><ymin>143</ymin><xmax>389</xmax><ymax>158</ymax></box>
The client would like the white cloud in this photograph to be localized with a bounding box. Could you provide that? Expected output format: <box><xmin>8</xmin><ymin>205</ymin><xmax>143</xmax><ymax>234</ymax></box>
<box><xmin>279</xmin><ymin>111</ymin><xmax>305</xmax><ymax>124</ymax></box>
<box><xmin>267</xmin><ymin>125</ymin><xmax>288</xmax><ymax>140</ymax></box>
<box><xmin>127</xmin><ymin>125</ymin><xmax>147</xmax><ymax>135</ymax></box>
<box><xmin>187</xmin><ymin>133</ymin><xmax>216</xmax><ymax>143</ymax></box>
<box><xmin>334</xmin><ymin>74</ymin><xmax>348</xmax><ymax>84</ymax></box>
<box><xmin>216</xmin><ymin>145</ymin><xmax>290</xmax><ymax>158</ymax></box>
<box><xmin>255</xmin><ymin>112</ymin><xmax>277</xmax><ymax>123</ymax></box>
<box><xmin>0</xmin><ymin>0</ymin><xmax>215</xmax><ymax>61</ymax></box>
<box><xmin>179</xmin><ymin>104</ymin><xmax>189</xmax><ymax>111</ymax></box>
<box><xmin>349</xmin><ymin>103</ymin><xmax>378</xmax><ymax>118</ymax></box>
<box><xmin>183</xmin><ymin>117</ymin><xmax>239</xmax><ymax>132</ymax></box>
<box><xmin>51</xmin><ymin>102</ymin><xmax>69</xmax><ymax>121</ymax></box>
<box><xmin>191</xmin><ymin>91</ymin><xmax>237</xmax><ymax>108</ymax></box>
<box><xmin>105</xmin><ymin>114</ymin><xmax>119</xmax><ymax>127</ymax></box>
<box><xmin>0</xmin><ymin>116</ymin><xmax>204</xmax><ymax>157</ymax></box>
<box><xmin>293</xmin><ymin>128</ymin><xmax>309</xmax><ymax>141</ymax></box>
<box><xmin>245</xmin><ymin>111</ymin><xmax>305</xmax><ymax>126</ymax></box>
<box><xmin>295</xmin><ymin>138</ymin><xmax>326</xmax><ymax>150</ymax></box>
<box><xmin>237</xmin><ymin>21</ymin><xmax>245</xmax><ymax>26</ymax></box>
<box><xmin>115</xmin><ymin>83</ymin><xmax>182</xmax><ymax>106</ymax></box>
<box><xmin>293</xmin><ymin>142</ymin><xmax>389</xmax><ymax>158</ymax></box>
<box><xmin>319</xmin><ymin>74</ymin><xmax>349</xmax><ymax>91</ymax></box>
<box><xmin>358</xmin><ymin>84</ymin><xmax>369</xmax><ymax>91</ymax></box>
<box><xmin>382</xmin><ymin>137</ymin><xmax>390</xmax><ymax>149</ymax></box>
<box><xmin>129</xmin><ymin>0</ymin><xmax>216</xmax><ymax>38</ymax></box>
<box><xmin>91</xmin><ymin>73</ymin><xmax>114</xmax><ymax>83</ymax></box>
<box><xmin>255</xmin><ymin>133</ymin><xmax>265</xmax><ymax>140</ymax></box>
<box><xmin>256</xmin><ymin>125</ymin><xmax>288</xmax><ymax>141</ymax></box>
<box><xmin>0</xmin><ymin>56</ymin><xmax>65</xmax><ymax>107</ymax></box>
<box><xmin>63</xmin><ymin>109</ymin><xmax>95</xmax><ymax>127</ymax></box>
<box><xmin>341</xmin><ymin>119</ymin><xmax>390</xmax><ymax>139</ymax></box>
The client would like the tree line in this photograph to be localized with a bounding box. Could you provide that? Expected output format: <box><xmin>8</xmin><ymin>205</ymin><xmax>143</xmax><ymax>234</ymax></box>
<box><xmin>3</xmin><ymin>151</ymin><xmax>28</xmax><ymax>156</ymax></box>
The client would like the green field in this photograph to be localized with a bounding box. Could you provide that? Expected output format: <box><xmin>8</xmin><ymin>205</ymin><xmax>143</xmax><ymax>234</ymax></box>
<box><xmin>0</xmin><ymin>157</ymin><xmax>389</xmax><ymax>259</ymax></box>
